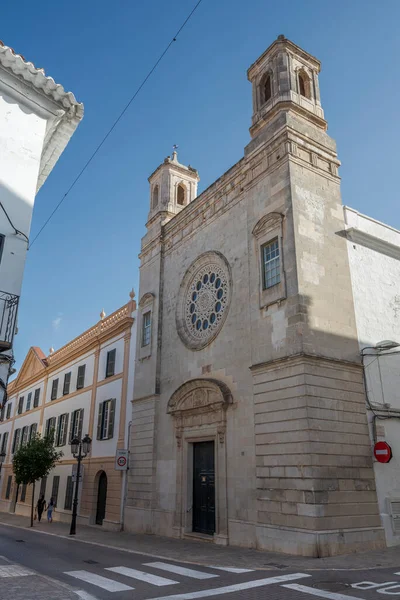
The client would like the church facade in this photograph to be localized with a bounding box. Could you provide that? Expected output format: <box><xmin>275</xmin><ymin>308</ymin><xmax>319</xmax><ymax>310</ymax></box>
<box><xmin>124</xmin><ymin>36</ymin><xmax>385</xmax><ymax>557</ymax></box>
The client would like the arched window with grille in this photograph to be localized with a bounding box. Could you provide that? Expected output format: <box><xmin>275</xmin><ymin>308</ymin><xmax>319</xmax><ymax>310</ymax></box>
<box><xmin>152</xmin><ymin>184</ymin><xmax>159</xmax><ymax>209</ymax></box>
<box><xmin>263</xmin><ymin>74</ymin><xmax>272</xmax><ymax>104</ymax></box>
<box><xmin>298</xmin><ymin>70</ymin><xmax>311</xmax><ymax>99</ymax></box>
<box><xmin>177</xmin><ymin>184</ymin><xmax>186</xmax><ymax>206</ymax></box>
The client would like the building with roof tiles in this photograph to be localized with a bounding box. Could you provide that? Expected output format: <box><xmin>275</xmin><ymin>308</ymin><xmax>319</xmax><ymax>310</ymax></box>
<box><xmin>0</xmin><ymin>294</ymin><xmax>136</xmax><ymax>529</ymax></box>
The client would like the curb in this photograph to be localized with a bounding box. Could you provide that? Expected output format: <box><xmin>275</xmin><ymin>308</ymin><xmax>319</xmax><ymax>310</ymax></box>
<box><xmin>0</xmin><ymin>520</ymin><xmax>399</xmax><ymax>573</ymax></box>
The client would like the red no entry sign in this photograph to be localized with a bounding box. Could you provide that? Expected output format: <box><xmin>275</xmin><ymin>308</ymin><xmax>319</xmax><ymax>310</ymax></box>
<box><xmin>374</xmin><ymin>441</ymin><xmax>392</xmax><ymax>463</ymax></box>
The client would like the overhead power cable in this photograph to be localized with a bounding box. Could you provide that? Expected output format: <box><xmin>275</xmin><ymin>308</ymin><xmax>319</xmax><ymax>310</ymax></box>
<box><xmin>29</xmin><ymin>0</ymin><xmax>204</xmax><ymax>249</ymax></box>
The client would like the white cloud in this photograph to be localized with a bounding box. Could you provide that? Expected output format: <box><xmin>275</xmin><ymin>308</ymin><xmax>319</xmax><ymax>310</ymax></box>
<box><xmin>52</xmin><ymin>314</ymin><xmax>63</xmax><ymax>331</ymax></box>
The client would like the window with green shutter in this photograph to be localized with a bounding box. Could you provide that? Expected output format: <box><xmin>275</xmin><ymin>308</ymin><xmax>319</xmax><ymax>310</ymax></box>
<box><xmin>76</xmin><ymin>365</ymin><xmax>86</xmax><ymax>389</ymax></box>
<box><xmin>105</xmin><ymin>349</ymin><xmax>116</xmax><ymax>378</ymax></box>
<box><xmin>26</xmin><ymin>392</ymin><xmax>32</xmax><ymax>411</ymax></box>
<box><xmin>5</xmin><ymin>476</ymin><xmax>12</xmax><ymax>499</ymax></box>
<box><xmin>51</xmin><ymin>476</ymin><xmax>60</xmax><ymax>507</ymax></box>
<box><xmin>29</xmin><ymin>423</ymin><xmax>37</xmax><ymax>441</ymax></box>
<box><xmin>97</xmin><ymin>399</ymin><xmax>116</xmax><ymax>440</ymax></box>
<box><xmin>40</xmin><ymin>477</ymin><xmax>47</xmax><ymax>498</ymax></box>
<box><xmin>21</xmin><ymin>426</ymin><xmax>28</xmax><ymax>447</ymax></box>
<box><xmin>51</xmin><ymin>379</ymin><xmax>58</xmax><ymax>401</ymax></box>
<box><xmin>69</xmin><ymin>409</ymin><xmax>84</xmax><ymax>443</ymax></box>
<box><xmin>20</xmin><ymin>484</ymin><xmax>27</xmax><ymax>503</ymax></box>
<box><xmin>17</xmin><ymin>397</ymin><xmax>24</xmax><ymax>414</ymax></box>
<box><xmin>56</xmin><ymin>414</ymin><xmax>69</xmax><ymax>446</ymax></box>
<box><xmin>12</xmin><ymin>429</ymin><xmax>21</xmax><ymax>453</ymax></box>
<box><xmin>45</xmin><ymin>417</ymin><xmax>57</xmax><ymax>441</ymax></box>
<box><xmin>1</xmin><ymin>431</ymin><xmax>9</xmax><ymax>455</ymax></box>
<box><xmin>64</xmin><ymin>476</ymin><xmax>74</xmax><ymax>510</ymax></box>
<box><xmin>6</xmin><ymin>403</ymin><xmax>12</xmax><ymax>419</ymax></box>
<box><xmin>63</xmin><ymin>372</ymin><xmax>71</xmax><ymax>395</ymax></box>
<box><xmin>33</xmin><ymin>388</ymin><xmax>40</xmax><ymax>408</ymax></box>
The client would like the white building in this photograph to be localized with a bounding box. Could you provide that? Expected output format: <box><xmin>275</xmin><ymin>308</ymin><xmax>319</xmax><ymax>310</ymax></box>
<box><xmin>343</xmin><ymin>207</ymin><xmax>400</xmax><ymax>546</ymax></box>
<box><xmin>0</xmin><ymin>40</ymin><xmax>83</xmax><ymax>405</ymax></box>
<box><xmin>0</xmin><ymin>294</ymin><xmax>137</xmax><ymax>531</ymax></box>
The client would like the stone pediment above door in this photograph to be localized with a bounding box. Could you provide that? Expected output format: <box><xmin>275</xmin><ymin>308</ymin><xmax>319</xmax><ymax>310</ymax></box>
<box><xmin>168</xmin><ymin>379</ymin><xmax>232</xmax><ymax>446</ymax></box>
<box><xmin>167</xmin><ymin>379</ymin><xmax>232</xmax><ymax>416</ymax></box>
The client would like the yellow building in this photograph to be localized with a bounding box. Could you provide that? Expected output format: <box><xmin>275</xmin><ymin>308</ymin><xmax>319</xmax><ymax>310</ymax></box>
<box><xmin>0</xmin><ymin>292</ymin><xmax>136</xmax><ymax>531</ymax></box>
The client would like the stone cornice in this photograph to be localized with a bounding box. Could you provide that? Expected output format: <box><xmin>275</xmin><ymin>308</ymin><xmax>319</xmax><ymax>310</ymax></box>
<box><xmin>250</xmin><ymin>352</ymin><xmax>363</xmax><ymax>374</ymax></box>
<box><xmin>250</xmin><ymin>101</ymin><xmax>327</xmax><ymax>138</ymax></box>
<box><xmin>136</xmin><ymin>134</ymin><xmax>339</xmax><ymax>262</ymax></box>
<box><xmin>338</xmin><ymin>228</ymin><xmax>400</xmax><ymax>261</ymax></box>
<box><xmin>247</xmin><ymin>36</ymin><xmax>321</xmax><ymax>81</ymax></box>
<box><xmin>8</xmin><ymin>301</ymin><xmax>135</xmax><ymax>395</ymax></box>
<box><xmin>148</xmin><ymin>157</ymin><xmax>199</xmax><ymax>183</ymax></box>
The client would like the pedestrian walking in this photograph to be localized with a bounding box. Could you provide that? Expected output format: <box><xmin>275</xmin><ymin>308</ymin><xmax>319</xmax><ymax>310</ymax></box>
<box><xmin>47</xmin><ymin>497</ymin><xmax>55</xmax><ymax>523</ymax></box>
<box><xmin>36</xmin><ymin>494</ymin><xmax>46</xmax><ymax>523</ymax></box>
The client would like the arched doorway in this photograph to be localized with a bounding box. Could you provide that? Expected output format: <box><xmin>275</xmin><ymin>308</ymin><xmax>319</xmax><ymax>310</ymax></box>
<box><xmin>96</xmin><ymin>471</ymin><xmax>107</xmax><ymax>525</ymax></box>
<box><xmin>167</xmin><ymin>378</ymin><xmax>232</xmax><ymax>543</ymax></box>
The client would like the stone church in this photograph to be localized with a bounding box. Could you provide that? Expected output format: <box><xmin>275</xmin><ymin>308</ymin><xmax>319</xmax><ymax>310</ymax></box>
<box><xmin>124</xmin><ymin>35</ymin><xmax>385</xmax><ymax>556</ymax></box>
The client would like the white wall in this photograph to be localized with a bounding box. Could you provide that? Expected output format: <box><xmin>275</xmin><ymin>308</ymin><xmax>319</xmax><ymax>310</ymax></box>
<box><xmin>45</xmin><ymin>353</ymin><xmax>95</xmax><ymax>403</ymax></box>
<box><xmin>98</xmin><ymin>336</ymin><xmax>125</xmax><ymax>382</ymax></box>
<box><xmin>0</xmin><ymin>88</ymin><xmax>46</xmax><ymax>297</ymax></box>
<box><xmin>345</xmin><ymin>206</ymin><xmax>400</xmax><ymax>546</ymax></box>
<box><xmin>43</xmin><ymin>390</ymin><xmax>92</xmax><ymax>459</ymax></box>
<box><xmin>91</xmin><ymin>378</ymin><xmax>122</xmax><ymax>458</ymax></box>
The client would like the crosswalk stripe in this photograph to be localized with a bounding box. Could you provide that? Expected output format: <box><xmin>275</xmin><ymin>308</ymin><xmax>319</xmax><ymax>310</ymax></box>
<box><xmin>106</xmin><ymin>566</ymin><xmax>178</xmax><ymax>586</ymax></box>
<box><xmin>145</xmin><ymin>562</ymin><xmax>218</xmax><ymax>580</ymax></box>
<box><xmin>65</xmin><ymin>570</ymin><xmax>133</xmax><ymax>592</ymax></box>
<box><xmin>0</xmin><ymin>565</ymin><xmax>33</xmax><ymax>578</ymax></box>
<box><xmin>282</xmin><ymin>583</ymin><xmax>365</xmax><ymax>600</ymax></box>
<box><xmin>149</xmin><ymin>573</ymin><xmax>311</xmax><ymax>600</ymax></box>
<box><xmin>212</xmin><ymin>567</ymin><xmax>254</xmax><ymax>574</ymax></box>
<box><xmin>74</xmin><ymin>592</ymin><xmax>100</xmax><ymax>600</ymax></box>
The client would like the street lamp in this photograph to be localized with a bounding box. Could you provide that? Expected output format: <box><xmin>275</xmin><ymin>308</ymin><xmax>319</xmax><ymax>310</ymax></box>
<box><xmin>69</xmin><ymin>434</ymin><xmax>91</xmax><ymax>536</ymax></box>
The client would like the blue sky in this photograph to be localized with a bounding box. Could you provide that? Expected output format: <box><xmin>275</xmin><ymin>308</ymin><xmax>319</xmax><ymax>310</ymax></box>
<box><xmin>4</xmin><ymin>0</ymin><xmax>400</xmax><ymax>371</ymax></box>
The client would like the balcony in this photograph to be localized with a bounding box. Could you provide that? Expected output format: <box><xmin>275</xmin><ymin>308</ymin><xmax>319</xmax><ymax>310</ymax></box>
<box><xmin>0</xmin><ymin>291</ymin><xmax>19</xmax><ymax>352</ymax></box>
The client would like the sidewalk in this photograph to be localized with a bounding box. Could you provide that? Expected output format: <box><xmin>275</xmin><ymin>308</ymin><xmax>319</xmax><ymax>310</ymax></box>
<box><xmin>0</xmin><ymin>511</ymin><xmax>399</xmax><ymax>572</ymax></box>
<box><xmin>0</xmin><ymin>555</ymin><xmax>77</xmax><ymax>600</ymax></box>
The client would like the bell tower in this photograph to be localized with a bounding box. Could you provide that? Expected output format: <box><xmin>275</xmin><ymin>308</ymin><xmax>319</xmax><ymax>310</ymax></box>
<box><xmin>247</xmin><ymin>34</ymin><xmax>325</xmax><ymax>140</ymax></box>
<box><xmin>147</xmin><ymin>151</ymin><xmax>199</xmax><ymax>227</ymax></box>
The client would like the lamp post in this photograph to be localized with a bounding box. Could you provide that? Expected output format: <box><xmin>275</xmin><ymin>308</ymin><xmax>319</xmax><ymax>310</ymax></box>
<box><xmin>70</xmin><ymin>434</ymin><xmax>91</xmax><ymax>536</ymax></box>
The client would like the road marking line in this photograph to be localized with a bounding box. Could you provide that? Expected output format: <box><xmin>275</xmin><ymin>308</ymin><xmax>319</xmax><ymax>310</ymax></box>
<box><xmin>65</xmin><ymin>570</ymin><xmax>133</xmax><ymax>592</ymax></box>
<box><xmin>145</xmin><ymin>562</ymin><xmax>218</xmax><ymax>580</ymax></box>
<box><xmin>212</xmin><ymin>567</ymin><xmax>254</xmax><ymax>573</ymax></box>
<box><xmin>106</xmin><ymin>566</ymin><xmax>178</xmax><ymax>586</ymax></box>
<box><xmin>149</xmin><ymin>573</ymin><xmax>311</xmax><ymax>600</ymax></box>
<box><xmin>0</xmin><ymin>565</ymin><xmax>33</xmax><ymax>577</ymax></box>
<box><xmin>282</xmin><ymin>583</ymin><xmax>366</xmax><ymax>599</ymax></box>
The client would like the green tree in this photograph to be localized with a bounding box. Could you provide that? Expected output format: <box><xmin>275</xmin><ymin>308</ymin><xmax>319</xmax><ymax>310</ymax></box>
<box><xmin>13</xmin><ymin>433</ymin><xmax>63</xmax><ymax>527</ymax></box>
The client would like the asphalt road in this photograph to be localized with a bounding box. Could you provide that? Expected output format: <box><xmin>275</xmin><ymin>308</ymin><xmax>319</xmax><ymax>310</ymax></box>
<box><xmin>1</xmin><ymin>524</ymin><xmax>400</xmax><ymax>600</ymax></box>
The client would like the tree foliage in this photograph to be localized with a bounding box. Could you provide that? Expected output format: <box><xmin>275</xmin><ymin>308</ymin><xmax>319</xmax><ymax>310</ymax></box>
<box><xmin>13</xmin><ymin>433</ymin><xmax>63</xmax><ymax>486</ymax></box>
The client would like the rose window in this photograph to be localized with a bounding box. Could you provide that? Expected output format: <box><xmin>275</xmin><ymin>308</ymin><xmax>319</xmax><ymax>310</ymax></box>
<box><xmin>176</xmin><ymin>252</ymin><xmax>232</xmax><ymax>350</ymax></box>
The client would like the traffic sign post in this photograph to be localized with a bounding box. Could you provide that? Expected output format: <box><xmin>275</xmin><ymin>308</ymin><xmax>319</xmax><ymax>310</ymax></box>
<box><xmin>115</xmin><ymin>449</ymin><xmax>128</xmax><ymax>471</ymax></box>
<box><xmin>374</xmin><ymin>441</ymin><xmax>392</xmax><ymax>463</ymax></box>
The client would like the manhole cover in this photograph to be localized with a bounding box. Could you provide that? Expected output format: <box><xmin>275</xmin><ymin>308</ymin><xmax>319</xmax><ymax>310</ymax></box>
<box><xmin>264</xmin><ymin>562</ymin><xmax>287</xmax><ymax>569</ymax></box>
<box><xmin>84</xmin><ymin>560</ymin><xmax>99</xmax><ymax>565</ymax></box>
<box><xmin>15</xmin><ymin>540</ymin><xmax>25</xmax><ymax>543</ymax></box>
<box><xmin>312</xmin><ymin>582</ymin><xmax>350</xmax><ymax>592</ymax></box>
